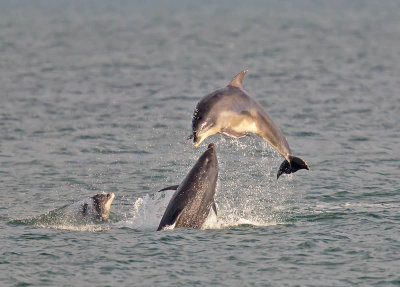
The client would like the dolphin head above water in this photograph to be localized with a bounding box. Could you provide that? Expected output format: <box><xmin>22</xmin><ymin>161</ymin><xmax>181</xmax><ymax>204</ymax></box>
<box><xmin>191</xmin><ymin>103</ymin><xmax>217</xmax><ymax>146</ymax></box>
<box><xmin>91</xmin><ymin>193</ymin><xmax>115</xmax><ymax>220</ymax></box>
<box><xmin>191</xmin><ymin>70</ymin><xmax>248</xmax><ymax>147</ymax></box>
<box><xmin>195</xmin><ymin>142</ymin><xmax>218</xmax><ymax>171</ymax></box>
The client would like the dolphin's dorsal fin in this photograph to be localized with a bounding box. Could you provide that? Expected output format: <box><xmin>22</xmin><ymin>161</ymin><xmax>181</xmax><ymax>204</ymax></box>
<box><xmin>228</xmin><ymin>70</ymin><xmax>247</xmax><ymax>88</ymax></box>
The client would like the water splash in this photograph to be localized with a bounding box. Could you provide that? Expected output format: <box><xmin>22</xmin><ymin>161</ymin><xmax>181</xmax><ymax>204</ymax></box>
<box><xmin>10</xmin><ymin>200</ymin><xmax>113</xmax><ymax>232</ymax></box>
<box><xmin>11</xmin><ymin>137</ymin><xmax>300</xmax><ymax>232</ymax></box>
<box><xmin>113</xmin><ymin>191</ymin><xmax>173</xmax><ymax>230</ymax></box>
<box><xmin>114</xmin><ymin>183</ymin><xmax>295</xmax><ymax>231</ymax></box>
<box><xmin>115</xmin><ymin>137</ymin><xmax>299</xmax><ymax>231</ymax></box>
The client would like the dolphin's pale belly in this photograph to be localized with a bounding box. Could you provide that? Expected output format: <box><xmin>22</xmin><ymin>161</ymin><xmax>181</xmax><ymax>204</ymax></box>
<box><xmin>232</xmin><ymin>118</ymin><xmax>258</xmax><ymax>134</ymax></box>
<box><xmin>218</xmin><ymin>111</ymin><xmax>259</xmax><ymax>135</ymax></box>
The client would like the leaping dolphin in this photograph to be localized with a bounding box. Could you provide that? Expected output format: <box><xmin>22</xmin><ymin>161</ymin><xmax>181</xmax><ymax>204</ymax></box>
<box><xmin>190</xmin><ymin>70</ymin><xmax>309</xmax><ymax>179</ymax></box>
<box><xmin>157</xmin><ymin>143</ymin><xmax>218</xmax><ymax>231</ymax></box>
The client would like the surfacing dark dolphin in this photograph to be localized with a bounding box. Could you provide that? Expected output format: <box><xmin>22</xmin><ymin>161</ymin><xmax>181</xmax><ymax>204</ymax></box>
<box><xmin>69</xmin><ymin>193</ymin><xmax>115</xmax><ymax>221</ymax></box>
<box><xmin>18</xmin><ymin>193</ymin><xmax>116</xmax><ymax>226</ymax></box>
<box><xmin>157</xmin><ymin>143</ymin><xmax>218</xmax><ymax>231</ymax></box>
<box><xmin>190</xmin><ymin>70</ymin><xmax>309</xmax><ymax>179</ymax></box>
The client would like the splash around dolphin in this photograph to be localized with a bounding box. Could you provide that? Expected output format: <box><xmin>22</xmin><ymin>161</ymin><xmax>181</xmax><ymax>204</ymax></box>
<box><xmin>190</xmin><ymin>70</ymin><xmax>309</xmax><ymax>179</ymax></box>
<box><xmin>76</xmin><ymin>193</ymin><xmax>115</xmax><ymax>221</ymax></box>
<box><xmin>157</xmin><ymin>143</ymin><xmax>218</xmax><ymax>231</ymax></box>
<box><xmin>13</xmin><ymin>193</ymin><xmax>115</xmax><ymax>227</ymax></box>
<box><xmin>48</xmin><ymin>192</ymin><xmax>115</xmax><ymax>223</ymax></box>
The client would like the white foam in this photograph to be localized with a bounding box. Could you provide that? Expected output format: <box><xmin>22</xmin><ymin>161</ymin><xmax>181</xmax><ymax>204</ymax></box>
<box><xmin>114</xmin><ymin>139</ymin><xmax>297</xmax><ymax>231</ymax></box>
<box><xmin>113</xmin><ymin>191</ymin><xmax>174</xmax><ymax>230</ymax></box>
<box><xmin>35</xmin><ymin>223</ymin><xmax>111</xmax><ymax>232</ymax></box>
<box><xmin>114</xmin><ymin>188</ymin><xmax>291</xmax><ymax>231</ymax></box>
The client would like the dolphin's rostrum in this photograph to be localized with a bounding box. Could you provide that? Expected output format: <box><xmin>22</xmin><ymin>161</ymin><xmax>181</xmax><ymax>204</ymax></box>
<box><xmin>80</xmin><ymin>193</ymin><xmax>115</xmax><ymax>221</ymax></box>
<box><xmin>157</xmin><ymin>143</ymin><xmax>218</xmax><ymax>231</ymax></box>
<box><xmin>191</xmin><ymin>70</ymin><xmax>309</xmax><ymax>179</ymax></box>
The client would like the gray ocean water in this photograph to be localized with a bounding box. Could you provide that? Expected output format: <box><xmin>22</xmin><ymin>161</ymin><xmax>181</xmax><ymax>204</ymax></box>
<box><xmin>1</xmin><ymin>0</ymin><xmax>399</xmax><ymax>286</ymax></box>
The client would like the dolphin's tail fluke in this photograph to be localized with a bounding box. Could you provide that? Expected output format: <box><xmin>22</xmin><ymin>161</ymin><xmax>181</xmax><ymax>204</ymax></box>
<box><xmin>277</xmin><ymin>155</ymin><xmax>309</xmax><ymax>179</ymax></box>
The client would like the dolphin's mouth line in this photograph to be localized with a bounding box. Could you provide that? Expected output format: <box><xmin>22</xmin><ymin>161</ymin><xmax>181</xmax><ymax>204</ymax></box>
<box><xmin>200</xmin><ymin>121</ymin><xmax>208</xmax><ymax>130</ymax></box>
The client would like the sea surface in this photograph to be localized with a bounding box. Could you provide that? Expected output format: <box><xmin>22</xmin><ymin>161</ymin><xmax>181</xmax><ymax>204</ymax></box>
<box><xmin>0</xmin><ymin>0</ymin><xmax>399</xmax><ymax>286</ymax></box>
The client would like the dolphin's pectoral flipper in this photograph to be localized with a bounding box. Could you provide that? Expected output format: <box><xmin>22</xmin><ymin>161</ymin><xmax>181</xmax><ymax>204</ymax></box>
<box><xmin>277</xmin><ymin>156</ymin><xmax>309</xmax><ymax>179</ymax></box>
<box><xmin>157</xmin><ymin>185</ymin><xmax>180</xmax><ymax>192</ymax></box>
<box><xmin>221</xmin><ymin>128</ymin><xmax>246</xmax><ymax>139</ymax></box>
<box><xmin>212</xmin><ymin>202</ymin><xmax>218</xmax><ymax>216</ymax></box>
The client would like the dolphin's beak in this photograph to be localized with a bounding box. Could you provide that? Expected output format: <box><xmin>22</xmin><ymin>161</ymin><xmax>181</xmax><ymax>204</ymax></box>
<box><xmin>194</xmin><ymin>136</ymin><xmax>204</xmax><ymax>147</ymax></box>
